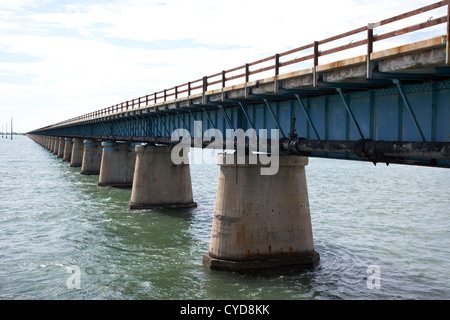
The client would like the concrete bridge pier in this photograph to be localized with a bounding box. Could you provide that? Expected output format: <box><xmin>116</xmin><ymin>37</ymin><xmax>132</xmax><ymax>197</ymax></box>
<box><xmin>43</xmin><ymin>136</ymin><xmax>49</xmax><ymax>150</ymax></box>
<box><xmin>52</xmin><ymin>137</ymin><xmax>59</xmax><ymax>155</ymax></box>
<box><xmin>54</xmin><ymin>137</ymin><xmax>60</xmax><ymax>155</ymax></box>
<box><xmin>80</xmin><ymin>139</ymin><xmax>102</xmax><ymax>175</ymax></box>
<box><xmin>70</xmin><ymin>138</ymin><xmax>84</xmax><ymax>167</ymax></box>
<box><xmin>63</xmin><ymin>138</ymin><xmax>73</xmax><ymax>162</ymax></box>
<box><xmin>46</xmin><ymin>136</ymin><xmax>51</xmax><ymax>151</ymax></box>
<box><xmin>98</xmin><ymin>141</ymin><xmax>137</xmax><ymax>187</ymax></box>
<box><xmin>48</xmin><ymin>136</ymin><xmax>53</xmax><ymax>152</ymax></box>
<box><xmin>57</xmin><ymin>137</ymin><xmax>65</xmax><ymax>158</ymax></box>
<box><xmin>203</xmin><ymin>154</ymin><xmax>319</xmax><ymax>271</ymax></box>
<box><xmin>127</xmin><ymin>144</ymin><xmax>197</xmax><ymax>209</ymax></box>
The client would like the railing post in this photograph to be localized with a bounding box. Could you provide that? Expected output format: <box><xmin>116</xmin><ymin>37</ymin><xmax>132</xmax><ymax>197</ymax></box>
<box><xmin>188</xmin><ymin>82</ymin><xmax>191</xmax><ymax>96</ymax></box>
<box><xmin>447</xmin><ymin>0</ymin><xmax>449</xmax><ymax>65</ymax></box>
<box><xmin>203</xmin><ymin>76</ymin><xmax>208</xmax><ymax>104</ymax></box>
<box><xmin>275</xmin><ymin>54</ymin><xmax>280</xmax><ymax>76</ymax></box>
<box><xmin>222</xmin><ymin>71</ymin><xmax>226</xmax><ymax>88</ymax></box>
<box><xmin>245</xmin><ymin>63</ymin><xmax>250</xmax><ymax>82</ymax></box>
<box><xmin>175</xmin><ymin>86</ymin><xmax>178</xmax><ymax>99</ymax></box>
<box><xmin>154</xmin><ymin>92</ymin><xmax>157</xmax><ymax>104</ymax></box>
<box><xmin>203</xmin><ymin>76</ymin><xmax>208</xmax><ymax>92</ymax></box>
<box><xmin>313</xmin><ymin>41</ymin><xmax>319</xmax><ymax>87</ymax></box>
<box><xmin>164</xmin><ymin>89</ymin><xmax>167</xmax><ymax>102</ymax></box>
<box><xmin>313</xmin><ymin>41</ymin><xmax>319</xmax><ymax>67</ymax></box>
<box><xmin>367</xmin><ymin>25</ymin><xmax>374</xmax><ymax>77</ymax></box>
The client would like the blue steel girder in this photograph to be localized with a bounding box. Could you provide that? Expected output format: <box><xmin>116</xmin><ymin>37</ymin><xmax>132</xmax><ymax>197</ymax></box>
<box><xmin>33</xmin><ymin>79</ymin><xmax>450</xmax><ymax>168</ymax></box>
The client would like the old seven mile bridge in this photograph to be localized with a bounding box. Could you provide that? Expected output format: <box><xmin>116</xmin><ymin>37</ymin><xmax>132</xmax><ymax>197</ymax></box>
<box><xmin>28</xmin><ymin>1</ymin><xmax>450</xmax><ymax>271</ymax></box>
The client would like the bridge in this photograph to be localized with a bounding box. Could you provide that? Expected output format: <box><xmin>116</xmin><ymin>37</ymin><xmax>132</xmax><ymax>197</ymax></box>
<box><xmin>28</xmin><ymin>1</ymin><xmax>450</xmax><ymax>271</ymax></box>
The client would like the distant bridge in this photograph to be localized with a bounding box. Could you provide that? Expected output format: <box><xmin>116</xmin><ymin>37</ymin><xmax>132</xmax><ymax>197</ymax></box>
<box><xmin>28</xmin><ymin>1</ymin><xmax>450</xmax><ymax>271</ymax></box>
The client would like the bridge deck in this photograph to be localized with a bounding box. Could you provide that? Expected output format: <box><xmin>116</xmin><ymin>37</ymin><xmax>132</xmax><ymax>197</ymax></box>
<box><xmin>28</xmin><ymin>1</ymin><xmax>450</xmax><ymax>168</ymax></box>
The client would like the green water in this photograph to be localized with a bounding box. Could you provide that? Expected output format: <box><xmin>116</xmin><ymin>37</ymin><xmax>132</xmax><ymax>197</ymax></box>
<box><xmin>1</xmin><ymin>135</ymin><xmax>449</xmax><ymax>300</ymax></box>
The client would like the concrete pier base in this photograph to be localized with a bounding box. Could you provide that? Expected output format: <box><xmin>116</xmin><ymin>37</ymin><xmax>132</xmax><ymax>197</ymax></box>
<box><xmin>49</xmin><ymin>137</ymin><xmax>54</xmax><ymax>153</ymax></box>
<box><xmin>203</xmin><ymin>154</ymin><xmax>319</xmax><ymax>271</ymax></box>
<box><xmin>70</xmin><ymin>138</ymin><xmax>84</xmax><ymax>167</ymax></box>
<box><xmin>80</xmin><ymin>140</ymin><xmax>102</xmax><ymax>175</ymax></box>
<box><xmin>63</xmin><ymin>138</ymin><xmax>73</xmax><ymax>162</ymax></box>
<box><xmin>52</xmin><ymin>137</ymin><xmax>58</xmax><ymax>155</ymax></box>
<box><xmin>127</xmin><ymin>144</ymin><xmax>197</xmax><ymax>209</ymax></box>
<box><xmin>98</xmin><ymin>141</ymin><xmax>137</xmax><ymax>187</ymax></box>
<box><xmin>57</xmin><ymin>137</ymin><xmax>64</xmax><ymax>158</ymax></box>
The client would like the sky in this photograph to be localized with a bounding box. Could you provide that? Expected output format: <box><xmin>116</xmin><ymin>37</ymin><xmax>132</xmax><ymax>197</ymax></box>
<box><xmin>0</xmin><ymin>0</ymin><xmax>447</xmax><ymax>133</ymax></box>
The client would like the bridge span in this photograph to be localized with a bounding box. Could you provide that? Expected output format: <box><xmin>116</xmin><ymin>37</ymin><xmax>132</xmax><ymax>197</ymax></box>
<box><xmin>28</xmin><ymin>1</ymin><xmax>449</xmax><ymax>271</ymax></box>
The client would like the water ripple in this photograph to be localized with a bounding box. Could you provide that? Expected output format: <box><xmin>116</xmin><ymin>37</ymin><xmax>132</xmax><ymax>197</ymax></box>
<box><xmin>0</xmin><ymin>138</ymin><xmax>449</xmax><ymax>299</ymax></box>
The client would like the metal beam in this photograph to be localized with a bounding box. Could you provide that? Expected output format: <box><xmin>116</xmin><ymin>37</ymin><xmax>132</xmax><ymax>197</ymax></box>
<box><xmin>156</xmin><ymin>113</ymin><xmax>170</xmax><ymax>136</ymax></box>
<box><xmin>294</xmin><ymin>94</ymin><xmax>321</xmax><ymax>140</ymax></box>
<box><xmin>58</xmin><ymin>133</ymin><xmax>450</xmax><ymax>167</ymax></box>
<box><xmin>248</xmin><ymin>93</ymin><xmax>287</xmax><ymax>102</ymax></box>
<box><xmin>393</xmin><ymin>79</ymin><xmax>426</xmax><ymax>142</ymax></box>
<box><xmin>336</xmin><ymin>88</ymin><xmax>365</xmax><ymax>140</ymax></box>
<box><xmin>176</xmin><ymin>111</ymin><xmax>189</xmax><ymax>131</ymax></box>
<box><xmin>148</xmin><ymin>115</ymin><xmax>162</xmax><ymax>137</ymax></box>
<box><xmin>238</xmin><ymin>102</ymin><xmax>256</xmax><ymax>131</ymax></box>
<box><xmin>202</xmin><ymin>108</ymin><xmax>216</xmax><ymax>129</ymax></box>
<box><xmin>372</xmin><ymin>71</ymin><xmax>438</xmax><ymax>81</ymax></box>
<box><xmin>280</xmin><ymin>137</ymin><xmax>450</xmax><ymax>163</ymax></box>
<box><xmin>263</xmin><ymin>99</ymin><xmax>287</xmax><ymax>138</ymax></box>
<box><xmin>218</xmin><ymin>105</ymin><xmax>235</xmax><ymax>130</ymax></box>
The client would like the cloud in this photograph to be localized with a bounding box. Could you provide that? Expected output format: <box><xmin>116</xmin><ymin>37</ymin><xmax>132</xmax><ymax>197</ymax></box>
<box><xmin>0</xmin><ymin>0</ymin><xmax>447</xmax><ymax>132</ymax></box>
<box><xmin>0</xmin><ymin>105</ymin><xmax>14</xmax><ymax>111</ymax></box>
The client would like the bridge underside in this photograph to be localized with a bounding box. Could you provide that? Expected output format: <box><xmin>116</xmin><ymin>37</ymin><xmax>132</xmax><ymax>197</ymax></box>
<box><xmin>30</xmin><ymin>37</ymin><xmax>450</xmax><ymax>168</ymax></box>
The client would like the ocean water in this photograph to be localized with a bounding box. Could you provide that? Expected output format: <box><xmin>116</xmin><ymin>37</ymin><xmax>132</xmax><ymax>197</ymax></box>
<box><xmin>0</xmin><ymin>135</ymin><xmax>449</xmax><ymax>300</ymax></box>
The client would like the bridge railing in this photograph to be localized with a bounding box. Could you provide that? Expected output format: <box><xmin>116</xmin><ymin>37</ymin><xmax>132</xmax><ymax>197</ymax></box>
<box><xmin>49</xmin><ymin>0</ymin><xmax>449</xmax><ymax>129</ymax></box>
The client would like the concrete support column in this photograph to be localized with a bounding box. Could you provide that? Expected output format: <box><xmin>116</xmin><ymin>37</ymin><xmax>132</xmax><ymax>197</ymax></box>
<box><xmin>63</xmin><ymin>138</ymin><xmax>73</xmax><ymax>162</ymax></box>
<box><xmin>57</xmin><ymin>137</ymin><xmax>65</xmax><ymax>158</ymax></box>
<box><xmin>46</xmin><ymin>136</ymin><xmax>51</xmax><ymax>150</ymax></box>
<box><xmin>52</xmin><ymin>137</ymin><xmax>58</xmax><ymax>155</ymax></box>
<box><xmin>70</xmin><ymin>138</ymin><xmax>84</xmax><ymax>167</ymax></box>
<box><xmin>127</xmin><ymin>144</ymin><xmax>197</xmax><ymax>209</ymax></box>
<box><xmin>80</xmin><ymin>140</ymin><xmax>102</xmax><ymax>175</ymax></box>
<box><xmin>203</xmin><ymin>154</ymin><xmax>319</xmax><ymax>271</ymax></box>
<box><xmin>98</xmin><ymin>141</ymin><xmax>137</xmax><ymax>187</ymax></box>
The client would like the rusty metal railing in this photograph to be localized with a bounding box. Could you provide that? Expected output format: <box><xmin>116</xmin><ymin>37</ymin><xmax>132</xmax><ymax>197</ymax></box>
<box><xmin>50</xmin><ymin>0</ymin><xmax>449</xmax><ymax>128</ymax></box>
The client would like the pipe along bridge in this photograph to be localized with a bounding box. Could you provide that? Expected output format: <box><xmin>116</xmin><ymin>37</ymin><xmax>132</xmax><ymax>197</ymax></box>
<box><xmin>28</xmin><ymin>1</ymin><xmax>450</xmax><ymax>271</ymax></box>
